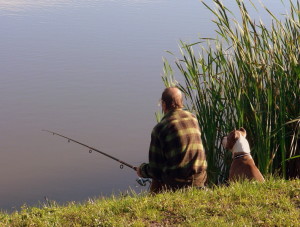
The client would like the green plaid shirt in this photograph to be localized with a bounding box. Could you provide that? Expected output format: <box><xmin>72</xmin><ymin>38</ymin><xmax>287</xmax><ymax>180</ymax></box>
<box><xmin>140</xmin><ymin>109</ymin><xmax>207</xmax><ymax>185</ymax></box>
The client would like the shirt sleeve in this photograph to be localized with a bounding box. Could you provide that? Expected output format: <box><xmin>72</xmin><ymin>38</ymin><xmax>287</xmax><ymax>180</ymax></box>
<box><xmin>140</xmin><ymin>126</ymin><xmax>165</xmax><ymax>180</ymax></box>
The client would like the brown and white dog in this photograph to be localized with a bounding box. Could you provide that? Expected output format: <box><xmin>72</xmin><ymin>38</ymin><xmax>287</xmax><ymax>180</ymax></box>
<box><xmin>222</xmin><ymin>127</ymin><xmax>265</xmax><ymax>182</ymax></box>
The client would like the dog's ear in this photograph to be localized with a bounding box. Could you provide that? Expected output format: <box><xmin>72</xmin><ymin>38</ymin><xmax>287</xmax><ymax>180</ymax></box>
<box><xmin>238</xmin><ymin>127</ymin><xmax>247</xmax><ymax>137</ymax></box>
<box><xmin>226</xmin><ymin>130</ymin><xmax>240</xmax><ymax>150</ymax></box>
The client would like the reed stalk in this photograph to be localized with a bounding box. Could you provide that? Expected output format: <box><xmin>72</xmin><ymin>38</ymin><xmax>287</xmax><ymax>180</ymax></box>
<box><xmin>162</xmin><ymin>0</ymin><xmax>300</xmax><ymax>184</ymax></box>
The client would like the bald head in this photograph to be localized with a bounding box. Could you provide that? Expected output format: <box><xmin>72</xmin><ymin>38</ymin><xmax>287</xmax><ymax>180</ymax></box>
<box><xmin>161</xmin><ymin>87</ymin><xmax>183</xmax><ymax>111</ymax></box>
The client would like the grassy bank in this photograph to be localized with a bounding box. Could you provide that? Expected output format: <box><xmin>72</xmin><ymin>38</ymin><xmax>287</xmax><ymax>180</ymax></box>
<box><xmin>0</xmin><ymin>178</ymin><xmax>299</xmax><ymax>226</ymax></box>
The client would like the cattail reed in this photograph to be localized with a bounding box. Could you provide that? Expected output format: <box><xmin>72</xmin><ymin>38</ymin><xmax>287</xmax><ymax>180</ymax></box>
<box><xmin>162</xmin><ymin>0</ymin><xmax>300</xmax><ymax>184</ymax></box>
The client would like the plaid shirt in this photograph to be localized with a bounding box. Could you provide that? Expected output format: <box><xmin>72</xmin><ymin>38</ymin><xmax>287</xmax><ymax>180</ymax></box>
<box><xmin>140</xmin><ymin>109</ymin><xmax>207</xmax><ymax>186</ymax></box>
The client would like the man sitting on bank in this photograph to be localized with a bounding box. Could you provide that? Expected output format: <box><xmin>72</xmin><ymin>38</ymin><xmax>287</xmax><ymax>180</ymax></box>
<box><xmin>136</xmin><ymin>87</ymin><xmax>207</xmax><ymax>193</ymax></box>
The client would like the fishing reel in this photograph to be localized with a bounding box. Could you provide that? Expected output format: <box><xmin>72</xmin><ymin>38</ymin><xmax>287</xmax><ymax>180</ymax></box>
<box><xmin>136</xmin><ymin>177</ymin><xmax>151</xmax><ymax>186</ymax></box>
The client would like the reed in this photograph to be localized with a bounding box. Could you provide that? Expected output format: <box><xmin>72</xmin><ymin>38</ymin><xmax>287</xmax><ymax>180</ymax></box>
<box><xmin>162</xmin><ymin>0</ymin><xmax>300</xmax><ymax>184</ymax></box>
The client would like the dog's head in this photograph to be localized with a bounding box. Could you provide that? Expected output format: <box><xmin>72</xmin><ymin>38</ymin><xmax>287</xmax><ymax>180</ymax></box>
<box><xmin>222</xmin><ymin>127</ymin><xmax>247</xmax><ymax>150</ymax></box>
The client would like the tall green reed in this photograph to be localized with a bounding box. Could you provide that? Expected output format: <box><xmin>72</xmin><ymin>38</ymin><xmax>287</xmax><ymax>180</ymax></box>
<box><xmin>162</xmin><ymin>0</ymin><xmax>300</xmax><ymax>184</ymax></box>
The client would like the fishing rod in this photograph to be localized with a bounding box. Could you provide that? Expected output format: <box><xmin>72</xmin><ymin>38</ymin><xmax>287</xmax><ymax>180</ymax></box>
<box><xmin>43</xmin><ymin>130</ymin><xmax>151</xmax><ymax>186</ymax></box>
<box><xmin>42</xmin><ymin>130</ymin><xmax>137</xmax><ymax>170</ymax></box>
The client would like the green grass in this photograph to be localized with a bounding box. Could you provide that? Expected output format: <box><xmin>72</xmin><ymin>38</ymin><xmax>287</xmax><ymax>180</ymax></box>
<box><xmin>0</xmin><ymin>178</ymin><xmax>299</xmax><ymax>226</ymax></box>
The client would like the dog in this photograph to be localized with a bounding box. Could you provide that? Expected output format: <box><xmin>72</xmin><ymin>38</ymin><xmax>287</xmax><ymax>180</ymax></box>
<box><xmin>222</xmin><ymin>127</ymin><xmax>265</xmax><ymax>182</ymax></box>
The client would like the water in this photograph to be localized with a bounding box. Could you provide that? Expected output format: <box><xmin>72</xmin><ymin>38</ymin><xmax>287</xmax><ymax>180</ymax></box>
<box><xmin>0</xmin><ymin>0</ymin><xmax>287</xmax><ymax>212</ymax></box>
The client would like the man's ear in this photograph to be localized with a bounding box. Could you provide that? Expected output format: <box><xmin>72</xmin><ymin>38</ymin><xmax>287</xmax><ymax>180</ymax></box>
<box><xmin>161</xmin><ymin>101</ymin><xmax>167</xmax><ymax>113</ymax></box>
<box><xmin>238</xmin><ymin>127</ymin><xmax>247</xmax><ymax>137</ymax></box>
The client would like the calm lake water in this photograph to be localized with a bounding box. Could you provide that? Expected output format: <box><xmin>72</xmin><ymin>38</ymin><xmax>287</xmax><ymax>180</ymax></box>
<box><xmin>0</xmin><ymin>0</ymin><xmax>286</xmax><ymax>211</ymax></box>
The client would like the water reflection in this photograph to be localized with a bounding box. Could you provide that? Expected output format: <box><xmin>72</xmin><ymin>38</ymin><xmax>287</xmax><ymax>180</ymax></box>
<box><xmin>0</xmin><ymin>0</ymin><xmax>191</xmax><ymax>212</ymax></box>
<box><xmin>0</xmin><ymin>0</ymin><xmax>161</xmax><ymax>12</ymax></box>
<box><xmin>0</xmin><ymin>0</ymin><xmax>72</xmax><ymax>11</ymax></box>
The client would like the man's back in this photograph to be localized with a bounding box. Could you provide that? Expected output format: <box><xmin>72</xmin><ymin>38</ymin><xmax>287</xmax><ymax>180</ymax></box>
<box><xmin>137</xmin><ymin>87</ymin><xmax>207</xmax><ymax>192</ymax></box>
<box><xmin>156</xmin><ymin>109</ymin><xmax>206</xmax><ymax>177</ymax></box>
<box><xmin>142</xmin><ymin>109</ymin><xmax>207</xmax><ymax>190</ymax></box>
